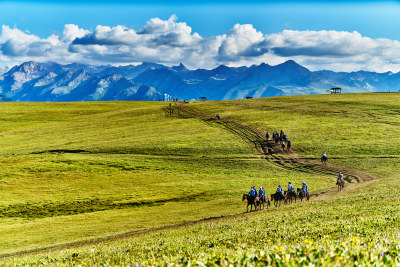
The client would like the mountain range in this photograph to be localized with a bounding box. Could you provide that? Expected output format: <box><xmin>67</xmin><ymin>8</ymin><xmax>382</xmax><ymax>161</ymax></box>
<box><xmin>0</xmin><ymin>60</ymin><xmax>399</xmax><ymax>102</ymax></box>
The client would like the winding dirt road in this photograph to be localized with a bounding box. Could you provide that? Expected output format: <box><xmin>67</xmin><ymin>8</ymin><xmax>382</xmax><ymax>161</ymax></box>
<box><xmin>177</xmin><ymin>104</ymin><xmax>377</xmax><ymax>200</ymax></box>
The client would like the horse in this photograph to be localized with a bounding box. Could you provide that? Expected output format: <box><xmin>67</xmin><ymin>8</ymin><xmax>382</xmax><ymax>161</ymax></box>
<box><xmin>336</xmin><ymin>178</ymin><xmax>345</xmax><ymax>191</ymax></box>
<box><xmin>266</xmin><ymin>131</ymin><xmax>270</xmax><ymax>140</ymax></box>
<box><xmin>281</xmin><ymin>142</ymin><xmax>285</xmax><ymax>150</ymax></box>
<box><xmin>242</xmin><ymin>194</ymin><xmax>259</xmax><ymax>212</ymax></box>
<box><xmin>287</xmin><ymin>140</ymin><xmax>291</xmax><ymax>151</ymax></box>
<box><xmin>297</xmin><ymin>188</ymin><xmax>310</xmax><ymax>201</ymax></box>
<box><xmin>284</xmin><ymin>190</ymin><xmax>297</xmax><ymax>204</ymax></box>
<box><xmin>297</xmin><ymin>188</ymin><xmax>306</xmax><ymax>201</ymax></box>
<box><xmin>275</xmin><ymin>135</ymin><xmax>280</xmax><ymax>144</ymax></box>
<box><xmin>271</xmin><ymin>192</ymin><xmax>284</xmax><ymax>207</ymax></box>
<box><xmin>264</xmin><ymin>196</ymin><xmax>271</xmax><ymax>208</ymax></box>
<box><xmin>257</xmin><ymin>196</ymin><xmax>271</xmax><ymax>210</ymax></box>
<box><xmin>321</xmin><ymin>155</ymin><xmax>328</xmax><ymax>164</ymax></box>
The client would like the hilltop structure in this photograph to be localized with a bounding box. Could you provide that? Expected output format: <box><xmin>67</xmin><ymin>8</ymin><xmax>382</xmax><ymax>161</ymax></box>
<box><xmin>330</xmin><ymin>87</ymin><xmax>342</xmax><ymax>94</ymax></box>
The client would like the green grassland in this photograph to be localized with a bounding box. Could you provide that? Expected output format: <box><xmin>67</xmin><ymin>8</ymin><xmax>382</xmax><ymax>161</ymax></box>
<box><xmin>2</xmin><ymin>93</ymin><xmax>400</xmax><ymax>265</ymax></box>
<box><xmin>0</xmin><ymin>100</ymin><xmax>325</xmax><ymax>256</ymax></box>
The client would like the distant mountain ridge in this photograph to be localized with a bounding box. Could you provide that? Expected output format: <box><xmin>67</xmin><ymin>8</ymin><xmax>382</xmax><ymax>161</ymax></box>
<box><xmin>0</xmin><ymin>60</ymin><xmax>399</xmax><ymax>102</ymax></box>
<box><xmin>0</xmin><ymin>62</ymin><xmax>161</xmax><ymax>101</ymax></box>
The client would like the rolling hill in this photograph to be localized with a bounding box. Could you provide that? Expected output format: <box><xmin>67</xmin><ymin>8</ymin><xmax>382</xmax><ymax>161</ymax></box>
<box><xmin>1</xmin><ymin>93</ymin><xmax>400</xmax><ymax>265</ymax></box>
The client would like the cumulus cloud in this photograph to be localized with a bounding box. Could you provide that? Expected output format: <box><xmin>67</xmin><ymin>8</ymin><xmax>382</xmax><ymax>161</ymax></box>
<box><xmin>62</xmin><ymin>24</ymin><xmax>89</xmax><ymax>43</ymax></box>
<box><xmin>1</xmin><ymin>15</ymin><xmax>400</xmax><ymax>72</ymax></box>
<box><xmin>263</xmin><ymin>30</ymin><xmax>379</xmax><ymax>57</ymax></box>
<box><xmin>0</xmin><ymin>26</ymin><xmax>43</xmax><ymax>57</ymax></box>
<box><xmin>72</xmin><ymin>25</ymin><xmax>140</xmax><ymax>46</ymax></box>
<box><xmin>218</xmin><ymin>24</ymin><xmax>265</xmax><ymax>60</ymax></box>
<box><xmin>261</xmin><ymin>30</ymin><xmax>400</xmax><ymax>72</ymax></box>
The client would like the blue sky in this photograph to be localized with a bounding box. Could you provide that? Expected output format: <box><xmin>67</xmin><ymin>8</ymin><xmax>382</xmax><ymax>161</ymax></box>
<box><xmin>1</xmin><ymin>0</ymin><xmax>400</xmax><ymax>72</ymax></box>
<box><xmin>2</xmin><ymin>1</ymin><xmax>400</xmax><ymax>39</ymax></box>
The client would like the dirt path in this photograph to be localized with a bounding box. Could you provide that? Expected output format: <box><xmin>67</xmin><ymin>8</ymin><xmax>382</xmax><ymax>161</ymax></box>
<box><xmin>2</xmin><ymin>104</ymin><xmax>378</xmax><ymax>259</ymax></box>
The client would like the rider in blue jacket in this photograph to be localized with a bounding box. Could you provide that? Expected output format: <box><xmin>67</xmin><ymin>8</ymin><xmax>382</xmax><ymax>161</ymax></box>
<box><xmin>302</xmin><ymin>182</ymin><xmax>308</xmax><ymax>195</ymax></box>
<box><xmin>249</xmin><ymin>187</ymin><xmax>256</xmax><ymax>197</ymax></box>
<box><xmin>276</xmin><ymin>185</ymin><xmax>281</xmax><ymax>193</ymax></box>
<box><xmin>277</xmin><ymin>185</ymin><xmax>284</xmax><ymax>197</ymax></box>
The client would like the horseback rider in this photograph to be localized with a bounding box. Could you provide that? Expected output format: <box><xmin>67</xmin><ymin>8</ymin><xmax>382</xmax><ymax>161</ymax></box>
<box><xmin>321</xmin><ymin>152</ymin><xmax>328</xmax><ymax>164</ymax></box>
<box><xmin>338</xmin><ymin>172</ymin><xmax>344</xmax><ymax>183</ymax></box>
<box><xmin>266</xmin><ymin>131</ymin><xmax>270</xmax><ymax>140</ymax></box>
<box><xmin>216</xmin><ymin>114</ymin><xmax>221</xmax><ymax>120</ymax></box>
<box><xmin>249</xmin><ymin>186</ymin><xmax>256</xmax><ymax>197</ymax></box>
<box><xmin>288</xmin><ymin>182</ymin><xmax>294</xmax><ymax>193</ymax></box>
<box><xmin>276</xmin><ymin>185</ymin><xmax>282</xmax><ymax>194</ymax></box>
<box><xmin>259</xmin><ymin>187</ymin><xmax>265</xmax><ymax>201</ymax></box>
<box><xmin>302</xmin><ymin>182</ymin><xmax>308</xmax><ymax>196</ymax></box>
<box><xmin>277</xmin><ymin>185</ymin><xmax>284</xmax><ymax>197</ymax></box>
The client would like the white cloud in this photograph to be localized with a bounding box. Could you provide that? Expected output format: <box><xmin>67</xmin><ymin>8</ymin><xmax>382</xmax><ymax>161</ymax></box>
<box><xmin>62</xmin><ymin>24</ymin><xmax>89</xmax><ymax>43</ymax></box>
<box><xmin>0</xmin><ymin>25</ymin><xmax>42</xmax><ymax>56</ymax></box>
<box><xmin>261</xmin><ymin>30</ymin><xmax>400</xmax><ymax>72</ymax></box>
<box><xmin>1</xmin><ymin>16</ymin><xmax>400</xmax><ymax>72</ymax></box>
<box><xmin>218</xmin><ymin>24</ymin><xmax>265</xmax><ymax>60</ymax></box>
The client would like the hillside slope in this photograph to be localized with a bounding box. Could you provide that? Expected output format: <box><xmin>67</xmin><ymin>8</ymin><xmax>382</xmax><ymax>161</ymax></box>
<box><xmin>2</xmin><ymin>93</ymin><xmax>400</xmax><ymax>265</ymax></box>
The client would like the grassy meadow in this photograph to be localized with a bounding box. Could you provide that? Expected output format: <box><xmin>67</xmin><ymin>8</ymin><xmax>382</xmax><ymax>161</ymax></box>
<box><xmin>8</xmin><ymin>177</ymin><xmax>399</xmax><ymax>266</ymax></box>
<box><xmin>2</xmin><ymin>93</ymin><xmax>400</xmax><ymax>265</ymax></box>
<box><xmin>0</xmin><ymin>100</ymin><xmax>324</xmax><ymax>256</ymax></box>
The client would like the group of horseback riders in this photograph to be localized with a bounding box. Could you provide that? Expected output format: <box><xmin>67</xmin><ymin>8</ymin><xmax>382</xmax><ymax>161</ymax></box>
<box><xmin>266</xmin><ymin>130</ymin><xmax>291</xmax><ymax>151</ymax></box>
<box><xmin>275</xmin><ymin>181</ymin><xmax>308</xmax><ymax>198</ymax></box>
<box><xmin>245</xmin><ymin>181</ymin><xmax>310</xmax><ymax>209</ymax></box>
<box><xmin>244</xmin><ymin>169</ymin><xmax>346</xmax><ymax>211</ymax></box>
<box><xmin>248</xmin><ymin>186</ymin><xmax>266</xmax><ymax>199</ymax></box>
